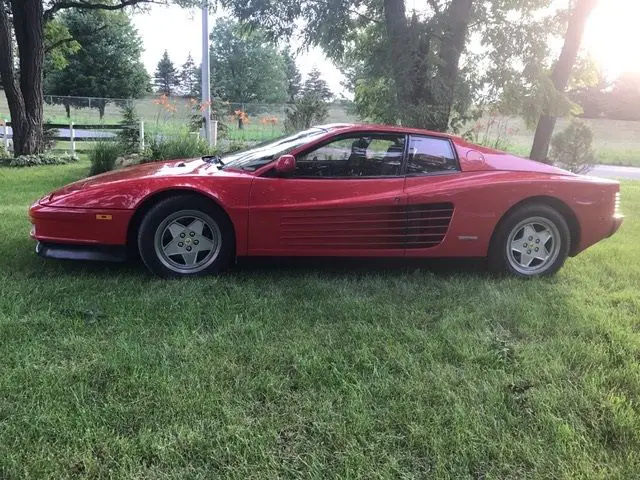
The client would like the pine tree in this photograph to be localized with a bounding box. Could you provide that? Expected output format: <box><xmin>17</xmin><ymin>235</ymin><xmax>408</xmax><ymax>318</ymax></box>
<box><xmin>179</xmin><ymin>53</ymin><xmax>199</xmax><ymax>97</ymax></box>
<box><xmin>154</xmin><ymin>50</ymin><xmax>179</xmax><ymax>96</ymax></box>
<box><xmin>282</xmin><ymin>46</ymin><xmax>301</xmax><ymax>102</ymax></box>
<box><xmin>302</xmin><ymin>67</ymin><xmax>332</xmax><ymax>102</ymax></box>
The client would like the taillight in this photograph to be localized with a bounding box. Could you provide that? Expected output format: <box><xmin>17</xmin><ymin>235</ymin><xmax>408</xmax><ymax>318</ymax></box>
<box><xmin>614</xmin><ymin>192</ymin><xmax>622</xmax><ymax>216</ymax></box>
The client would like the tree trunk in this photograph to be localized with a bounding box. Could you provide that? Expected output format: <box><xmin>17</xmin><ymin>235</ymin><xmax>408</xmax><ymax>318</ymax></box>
<box><xmin>530</xmin><ymin>0</ymin><xmax>598</xmax><ymax>162</ymax></box>
<box><xmin>12</xmin><ymin>0</ymin><xmax>45</xmax><ymax>155</ymax></box>
<box><xmin>432</xmin><ymin>0</ymin><xmax>473</xmax><ymax>131</ymax></box>
<box><xmin>98</xmin><ymin>101</ymin><xmax>106</xmax><ymax>119</ymax></box>
<box><xmin>383</xmin><ymin>0</ymin><xmax>473</xmax><ymax>131</ymax></box>
<box><xmin>0</xmin><ymin>0</ymin><xmax>45</xmax><ymax>156</ymax></box>
<box><xmin>383</xmin><ymin>0</ymin><xmax>411</xmax><ymax>115</ymax></box>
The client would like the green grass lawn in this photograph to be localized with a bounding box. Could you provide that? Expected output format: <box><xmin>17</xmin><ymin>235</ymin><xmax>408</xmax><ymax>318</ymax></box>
<box><xmin>0</xmin><ymin>162</ymin><xmax>639</xmax><ymax>478</ymax></box>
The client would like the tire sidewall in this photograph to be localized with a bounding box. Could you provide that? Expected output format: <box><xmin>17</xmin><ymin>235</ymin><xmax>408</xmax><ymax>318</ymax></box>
<box><xmin>489</xmin><ymin>204</ymin><xmax>571</xmax><ymax>278</ymax></box>
<box><xmin>137</xmin><ymin>195</ymin><xmax>234</xmax><ymax>278</ymax></box>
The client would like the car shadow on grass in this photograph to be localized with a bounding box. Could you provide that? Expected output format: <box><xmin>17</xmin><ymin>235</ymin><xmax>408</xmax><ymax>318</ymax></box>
<box><xmin>22</xmin><ymin>254</ymin><xmax>489</xmax><ymax>281</ymax></box>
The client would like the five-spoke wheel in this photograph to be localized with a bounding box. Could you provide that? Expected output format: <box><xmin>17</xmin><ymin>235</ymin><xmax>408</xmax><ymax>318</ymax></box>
<box><xmin>138</xmin><ymin>195</ymin><xmax>233</xmax><ymax>277</ymax></box>
<box><xmin>489</xmin><ymin>204</ymin><xmax>570</xmax><ymax>278</ymax></box>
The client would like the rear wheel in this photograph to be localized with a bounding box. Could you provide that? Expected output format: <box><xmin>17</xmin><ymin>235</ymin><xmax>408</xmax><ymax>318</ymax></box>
<box><xmin>137</xmin><ymin>196</ymin><xmax>233</xmax><ymax>277</ymax></box>
<box><xmin>489</xmin><ymin>204</ymin><xmax>570</xmax><ymax>278</ymax></box>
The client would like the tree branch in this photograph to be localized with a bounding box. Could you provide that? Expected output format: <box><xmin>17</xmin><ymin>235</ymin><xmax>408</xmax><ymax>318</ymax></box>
<box><xmin>45</xmin><ymin>23</ymin><xmax>107</xmax><ymax>53</ymax></box>
<box><xmin>427</xmin><ymin>0</ymin><xmax>441</xmax><ymax>14</ymax></box>
<box><xmin>44</xmin><ymin>0</ymin><xmax>167</xmax><ymax>21</ymax></box>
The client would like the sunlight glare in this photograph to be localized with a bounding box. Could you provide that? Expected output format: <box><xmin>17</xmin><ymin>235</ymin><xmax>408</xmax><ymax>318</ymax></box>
<box><xmin>583</xmin><ymin>0</ymin><xmax>640</xmax><ymax>78</ymax></box>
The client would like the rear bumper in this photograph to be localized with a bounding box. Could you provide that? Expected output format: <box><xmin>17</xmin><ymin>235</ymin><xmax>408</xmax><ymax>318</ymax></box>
<box><xmin>608</xmin><ymin>214</ymin><xmax>624</xmax><ymax>238</ymax></box>
<box><xmin>35</xmin><ymin>242</ymin><xmax>128</xmax><ymax>262</ymax></box>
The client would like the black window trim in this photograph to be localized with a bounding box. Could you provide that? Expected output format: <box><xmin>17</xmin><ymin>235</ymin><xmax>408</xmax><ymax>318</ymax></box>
<box><xmin>288</xmin><ymin>131</ymin><xmax>410</xmax><ymax>180</ymax></box>
<box><xmin>403</xmin><ymin>134</ymin><xmax>461</xmax><ymax>177</ymax></box>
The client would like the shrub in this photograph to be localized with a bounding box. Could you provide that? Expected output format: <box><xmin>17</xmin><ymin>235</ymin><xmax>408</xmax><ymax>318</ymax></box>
<box><xmin>89</xmin><ymin>142</ymin><xmax>123</xmax><ymax>175</ymax></box>
<box><xmin>143</xmin><ymin>135</ymin><xmax>215</xmax><ymax>162</ymax></box>
<box><xmin>284</xmin><ymin>95</ymin><xmax>328</xmax><ymax>132</ymax></box>
<box><xmin>549</xmin><ymin>119</ymin><xmax>596</xmax><ymax>174</ymax></box>
<box><xmin>117</xmin><ymin>102</ymin><xmax>142</xmax><ymax>154</ymax></box>
<box><xmin>0</xmin><ymin>152</ymin><xmax>78</xmax><ymax>168</ymax></box>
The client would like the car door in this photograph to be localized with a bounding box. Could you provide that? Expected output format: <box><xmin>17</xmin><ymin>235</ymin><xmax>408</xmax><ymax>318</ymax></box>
<box><xmin>248</xmin><ymin>132</ymin><xmax>408</xmax><ymax>256</ymax></box>
<box><xmin>402</xmin><ymin>134</ymin><xmax>462</xmax><ymax>255</ymax></box>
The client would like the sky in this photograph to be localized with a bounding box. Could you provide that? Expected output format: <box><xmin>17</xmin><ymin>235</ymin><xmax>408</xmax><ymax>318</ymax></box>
<box><xmin>132</xmin><ymin>0</ymin><xmax>640</xmax><ymax>98</ymax></box>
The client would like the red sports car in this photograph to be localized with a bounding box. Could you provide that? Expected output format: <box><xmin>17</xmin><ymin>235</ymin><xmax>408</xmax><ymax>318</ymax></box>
<box><xmin>29</xmin><ymin>124</ymin><xmax>623</xmax><ymax>278</ymax></box>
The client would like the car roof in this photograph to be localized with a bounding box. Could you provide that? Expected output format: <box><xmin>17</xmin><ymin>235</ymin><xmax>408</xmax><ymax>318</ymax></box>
<box><xmin>317</xmin><ymin>123</ymin><xmax>453</xmax><ymax>139</ymax></box>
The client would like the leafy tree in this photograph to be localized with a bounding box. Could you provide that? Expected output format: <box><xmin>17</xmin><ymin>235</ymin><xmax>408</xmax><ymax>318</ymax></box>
<box><xmin>282</xmin><ymin>46</ymin><xmax>301</xmax><ymax>102</ymax></box>
<box><xmin>154</xmin><ymin>50</ymin><xmax>179</xmax><ymax>96</ymax></box>
<box><xmin>301</xmin><ymin>67</ymin><xmax>332</xmax><ymax>102</ymax></box>
<box><xmin>529</xmin><ymin>0</ymin><xmax>598</xmax><ymax>162</ymax></box>
<box><xmin>284</xmin><ymin>95</ymin><xmax>328</xmax><ymax>132</ymax></box>
<box><xmin>222</xmin><ymin>0</ymin><xmax>564</xmax><ymax>132</ymax></box>
<box><xmin>549</xmin><ymin>119</ymin><xmax>595</xmax><ymax>174</ymax></box>
<box><xmin>43</xmin><ymin>19</ymin><xmax>80</xmax><ymax>73</ymax></box>
<box><xmin>44</xmin><ymin>9</ymin><xmax>149</xmax><ymax>119</ymax></box>
<box><xmin>209</xmin><ymin>19</ymin><xmax>288</xmax><ymax>104</ymax></box>
<box><xmin>179</xmin><ymin>52</ymin><xmax>199</xmax><ymax>98</ymax></box>
<box><xmin>604</xmin><ymin>72</ymin><xmax>640</xmax><ymax>121</ymax></box>
<box><xmin>0</xmin><ymin>0</ymin><xmax>198</xmax><ymax>156</ymax></box>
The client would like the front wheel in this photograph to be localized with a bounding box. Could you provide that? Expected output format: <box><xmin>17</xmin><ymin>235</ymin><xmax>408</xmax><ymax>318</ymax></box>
<box><xmin>137</xmin><ymin>195</ymin><xmax>234</xmax><ymax>277</ymax></box>
<box><xmin>488</xmin><ymin>204</ymin><xmax>571</xmax><ymax>278</ymax></box>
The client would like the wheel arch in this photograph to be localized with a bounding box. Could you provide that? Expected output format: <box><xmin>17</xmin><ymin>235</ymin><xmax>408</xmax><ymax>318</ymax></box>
<box><xmin>126</xmin><ymin>188</ymin><xmax>236</xmax><ymax>257</ymax></box>
<box><xmin>490</xmin><ymin>195</ymin><xmax>581</xmax><ymax>257</ymax></box>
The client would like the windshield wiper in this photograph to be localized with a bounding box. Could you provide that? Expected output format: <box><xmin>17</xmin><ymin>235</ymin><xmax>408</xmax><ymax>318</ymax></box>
<box><xmin>203</xmin><ymin>155</ymin><xmax>224</xmax><ymax>167</ymax></box>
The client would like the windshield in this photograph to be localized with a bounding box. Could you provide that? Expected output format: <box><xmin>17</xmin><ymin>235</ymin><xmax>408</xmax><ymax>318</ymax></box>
<box><xmin>221</xmin><ymin>127</ymin><xmax>329</xmax><ymax>171</ymax></box>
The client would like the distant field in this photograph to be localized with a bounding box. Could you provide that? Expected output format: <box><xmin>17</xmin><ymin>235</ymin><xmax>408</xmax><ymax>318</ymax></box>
<box><xmin>2</xmin><ymin>93</ymin><xmax>639</xmax><ymax>165</ymax></box>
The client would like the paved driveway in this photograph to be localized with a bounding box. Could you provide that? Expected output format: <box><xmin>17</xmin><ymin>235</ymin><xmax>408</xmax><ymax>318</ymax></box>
<box><xmin>590</xmin><ymin>165</ymin><xmax>640</xmax><ymax>180</ymax></box>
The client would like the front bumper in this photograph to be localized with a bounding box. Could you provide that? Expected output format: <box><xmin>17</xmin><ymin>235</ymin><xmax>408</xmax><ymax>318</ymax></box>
<box><xmin>35</xmin><ymin>242</ymin><xmax>128</xmax><ymax>262</ymax></box>
<box><xmin>29</xmin><ymin>203</ymin><xmax>133</xmax><ymax>246</ymax></box>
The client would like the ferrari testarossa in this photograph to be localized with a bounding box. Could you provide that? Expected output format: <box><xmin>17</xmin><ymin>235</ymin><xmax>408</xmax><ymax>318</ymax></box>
<box><xmin>29</xmin><ymin>124</ymin><xmax>623</xmax><ymax>278</ymax></box>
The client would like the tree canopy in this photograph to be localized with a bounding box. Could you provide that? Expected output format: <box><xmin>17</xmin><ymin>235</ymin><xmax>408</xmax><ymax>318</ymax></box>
<box><xmin>154</xmin><ymin>50</ymin><xmax>179</xmax><ymax>96</ymax></box>
<box><xmin>209</xmin><ymin>18</ymin><xmax>289</xmax><ymax>104</ymax></box>
<box><xmin>44</xmin><ymin>8</ymin><xmax>149</xmax><ymax>118</ymax></box>
<box><xmin>220</xmin><ymin>0</ymin><xmax>568</xmax><ymax>131</ymax></box>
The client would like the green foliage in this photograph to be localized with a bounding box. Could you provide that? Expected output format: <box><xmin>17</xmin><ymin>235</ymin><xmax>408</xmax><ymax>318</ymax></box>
<box><xmin>0</xmin><ymin>152</ymin><xmax>78</xmax><ymax>168</ymax></box>
<box><xmin>301</xmin><ymin>67</ymin><xmax>332</xmax><ymax>102</ymax></box>
<box><xmin>43</xmin><ymin>20</ymin><xmax>80</xmax><ymax>72</ymax></box>
<box><xmin>88</xmin><ymin>141</ymin><xmax>123</xmax><ymax>175</ymax></box>
<box><xmin>604</xmin><ymin>72</ymin><xmax>640</xmax><ymax>121</ymax></box>
<box><xmin>209</xmin><ymin>19</ymin><xmax>289</xmax><ymax>104</ymax></box>
<box><xmin>116</xmin><ymin>103</ymin><xmax>142</xmax><ymax>154</ymax></box>
<box><xmin>179</xmin><ymin>53</ymin><xmax>199</xmax><ymax>98</ymax></box>
<box><xmin>144</xmin><ymin>135</ymin><xmax>216</xmax><ymax>162</ymax></box>
<box><xmin>282</xmin><ymin>46</ymin><xmax>301</xmax><ymax>102</ymax></box>
<box><xmin>549</xmin><ymin>119</ymin><xmax>595</xmax><ymax>174</ymax></box>
<box><xmin>44</xmin><ymin>9</ymin><xmax>150</xmax><ymax>118</ymax></box>
<box><xmin>284</xmin><ymin>96</ymin><xmax>329</xmax><ymax>132</ymax></box>
<box><xmin>154</xmin><ymin>50</ymin><xmax>179</xmax><ymax>96</ymax></box>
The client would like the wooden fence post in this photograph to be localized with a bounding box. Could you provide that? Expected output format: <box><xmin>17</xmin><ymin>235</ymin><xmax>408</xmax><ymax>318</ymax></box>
<box><xmin>212</xmin><ymin>120</ymin><xmax>218</xmax><ymax>147</ymax></box>
<box><xmin>139</xmin><ymin>120</ymin><xmax>145</xmax><ymax>152</ymax></box>
<box><xmin>69</xmin><ymin>122</ymin><xmax>76</xmax><ymax>157</ymax></box>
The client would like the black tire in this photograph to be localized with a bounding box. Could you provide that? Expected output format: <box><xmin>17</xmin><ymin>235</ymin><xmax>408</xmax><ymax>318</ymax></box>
<box><xmin>137</xmin><ymin>195</ymin><xmax>234</xmax><ymax>278</ymax></box>
<box><xmin>488</xmin><ymin>203</ymin><xmax>571</xmax><ymax>278</ymax></box>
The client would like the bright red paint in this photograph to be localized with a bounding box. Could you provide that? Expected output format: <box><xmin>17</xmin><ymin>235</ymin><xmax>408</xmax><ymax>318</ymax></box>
<box><xmin>29</xmin><ymin>124</ymin><xmax>623</xmax><ymax>261</ymax></box>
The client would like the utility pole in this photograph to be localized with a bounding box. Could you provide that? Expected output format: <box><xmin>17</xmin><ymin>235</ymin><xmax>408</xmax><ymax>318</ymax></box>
<box><xmin>201</xmin><ymin>1</ymin><xmax>212</xmax><ymax>145</ymax></box>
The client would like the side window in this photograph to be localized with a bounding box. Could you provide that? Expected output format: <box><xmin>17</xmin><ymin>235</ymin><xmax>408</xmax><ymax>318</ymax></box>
<box><xmin>407</xmin><ymin>136</ymin><xmax>459</xmax><ymax>174</ymax></box>
<box><xmin>295</xmin><ymin>134</ymin><xmax>405</xmax><ymax>178</ymax></box>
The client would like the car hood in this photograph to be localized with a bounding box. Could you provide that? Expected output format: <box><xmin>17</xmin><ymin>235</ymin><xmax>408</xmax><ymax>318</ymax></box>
<box><xmin>41</xmin><ymin>158</ymin><xmax>251</xmax><ymax>210</ymax></box>
<box><xmin>50</xmin><ymin>159</ymin><xmax>220</xmax><ymax>199</ymax></box>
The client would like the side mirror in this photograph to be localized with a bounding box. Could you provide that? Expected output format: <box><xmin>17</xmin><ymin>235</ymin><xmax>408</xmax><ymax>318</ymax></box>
<box><xmin>274</xmin><ymin>154</ymin><xmax>296</xmax><ymax>175</ymax></box>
